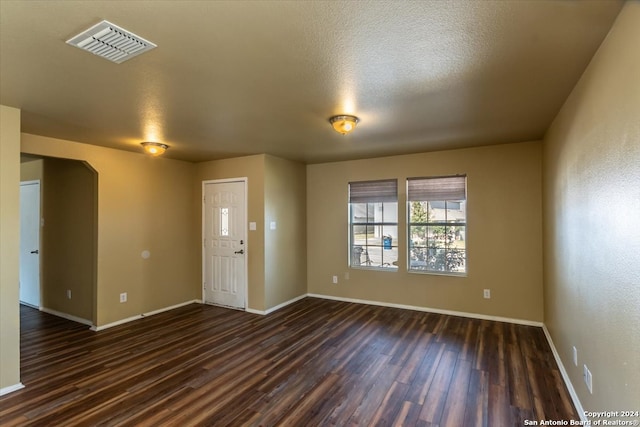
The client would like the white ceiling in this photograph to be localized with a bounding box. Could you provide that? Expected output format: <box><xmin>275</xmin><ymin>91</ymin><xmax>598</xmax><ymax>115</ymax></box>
<box><xmin>0</xmin><ymin>0</ymin><xmax>624</xmax><ymax>164</ymax></box>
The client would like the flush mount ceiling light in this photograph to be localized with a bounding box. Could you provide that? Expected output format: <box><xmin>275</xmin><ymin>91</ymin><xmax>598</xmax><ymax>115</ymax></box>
<box><xmin>329</xmin><ymin>115</ymin><xmax>360</xmax><ymax>135</ymax></box>
<box><xmin>141</xmin><ymin>142</ymin><xmax>169</xmax><ymax>156</ymax></box>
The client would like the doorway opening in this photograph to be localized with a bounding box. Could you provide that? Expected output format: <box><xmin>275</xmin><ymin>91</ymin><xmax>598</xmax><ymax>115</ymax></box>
<box><xmin>19</xmin><ymin>154</ymin><xmax>98</xmax><ymax>326</ymax></box>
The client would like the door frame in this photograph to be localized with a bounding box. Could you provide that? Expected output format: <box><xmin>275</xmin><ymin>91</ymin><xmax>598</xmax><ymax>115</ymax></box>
<box><xmin>201</xmin><ymin>178</ymin><xmax>249</xmax><ymax>310</ymax></box>
<box><xmin>19</xmin><ymin>180</ymin><xmax>41</xmax><ymax>308</ymax></box>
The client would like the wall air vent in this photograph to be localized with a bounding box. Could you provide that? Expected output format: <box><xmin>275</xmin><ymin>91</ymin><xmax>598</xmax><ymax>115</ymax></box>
<box><xmin>66</xmin><ymin>20</ymin><xmax>156</xmax><ymax>64</ymax></box>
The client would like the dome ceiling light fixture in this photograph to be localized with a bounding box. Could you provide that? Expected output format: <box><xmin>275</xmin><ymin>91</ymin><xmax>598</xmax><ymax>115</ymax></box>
<box><xmin>329</xmin><ymin>115</ymin><xmax>360</xmax><ymax>135</ymax></box>
<box><xmin>141</xmin><ymin>141</ymin><xmax>169</xmax><ymax>156</ymax></box>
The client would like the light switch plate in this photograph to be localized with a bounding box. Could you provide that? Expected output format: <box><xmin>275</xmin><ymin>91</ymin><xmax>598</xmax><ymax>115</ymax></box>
<box><xmin>249</xmin><ymin>222</ymin><xmax>257</xmax><ymax>231</ymax></box>
<box><xmin>270</xmin><ymin>221</ymin><xmax>276</xmax><ymax>230</ymax></box>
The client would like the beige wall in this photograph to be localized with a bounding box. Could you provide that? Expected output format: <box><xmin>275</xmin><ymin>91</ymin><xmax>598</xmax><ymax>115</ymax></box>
<box><xmin>21</xmin><ymin>133</ymin><xmax>199</xmax><ymax>326</ymax></box>
<box><xmin>41</xmin><ymin>158</ymin><xmax>97</xmax><ymax>322</ymax></box>
<box><xmin>0</xmin><ymin>105</ymin><xmax>21</xmax><ymax>391</ymax></box>
<box><xmin>264</xmin><ymin>155</ymin><xmax>307</xmax><ymax>309</ymax></box>
<box><xmin>543</xmin><ymin>1</ymin><xmax>640</xmax><ymax>415</ymax></box>
<box><xmin>196</xmin><ymin>155</ymin><xmax>266</xmax><ymax>311</ymax></box>
<box><xmin>307</xmin><ymin>141</ymin><xmax>543</xmax><ymax>322</ymax></box>
<box><xmin>20</xmin><ymin>157</ymin><xmax>43</xmax><ymax>181</ymax></box>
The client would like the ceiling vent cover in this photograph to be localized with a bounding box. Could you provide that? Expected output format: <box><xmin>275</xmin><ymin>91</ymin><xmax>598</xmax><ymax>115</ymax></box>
<box><xmin>66</xmin><ymin>20</ymin><xmax>156</xmax><ymax>64</ymax></box>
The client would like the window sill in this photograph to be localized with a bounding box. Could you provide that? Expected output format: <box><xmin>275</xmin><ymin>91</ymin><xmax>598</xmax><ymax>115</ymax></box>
<box><xmin>350</xmin><ymin>265</ymin><xmax>398</xmax><ymax>272</ymax></box>
<box><xmin>408</xmin><ymin>269</ymin><xmax>467</xmax><ymax>278</ymax></box>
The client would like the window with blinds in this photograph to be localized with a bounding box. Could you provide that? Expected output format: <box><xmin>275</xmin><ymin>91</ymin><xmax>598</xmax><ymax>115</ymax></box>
<box><xmin>348</xmin><ymin>180</ymin><xmax>398</xmax><ymax>269</ymax></box>
<box><xmin>407</xmin><ymin>175</ymin><xmax>467</xmax><ymax>274</ymax></box>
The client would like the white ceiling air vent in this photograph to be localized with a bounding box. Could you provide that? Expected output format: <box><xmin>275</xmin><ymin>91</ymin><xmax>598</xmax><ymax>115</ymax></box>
<box><xmin>66</xmin><ymin>20</ymin><xmax>156</xmax><ymax>64</ymax></box>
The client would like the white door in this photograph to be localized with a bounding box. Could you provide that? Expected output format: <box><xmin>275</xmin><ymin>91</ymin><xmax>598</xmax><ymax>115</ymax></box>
<box><xmin>20</xmin><ymin>181</ymin><xmax>41</xmax><ymax>307</ymax></box>
<box><xmin>203</xmin><ymin>180</ymin><xmax>247</xmax><ymax>309</ymax></box>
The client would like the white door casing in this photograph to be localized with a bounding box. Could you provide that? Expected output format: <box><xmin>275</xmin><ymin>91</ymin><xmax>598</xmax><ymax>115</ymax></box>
<box><xmin>203</xmin><ymin>179</ymin><xmax>247</xmax><ymax>309</ymax></box>
<box><xmin>20</xmin><ymin>181</ymin><xmax>41</xmax><ymax>307</ymax></box>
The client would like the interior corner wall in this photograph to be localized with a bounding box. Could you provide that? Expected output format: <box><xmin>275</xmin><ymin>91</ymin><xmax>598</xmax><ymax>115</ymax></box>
<box><xmin>307</xmin><ymin>141</ymin><xmax>544</xmax><ymax>322</ymax></box>
<box><xmin>0</xmin><ymin>105</ymin><xmax>21</xmax><ymax>391</ymax></box>
<box><xmin>20</xmin><ymin>133</ymin><xmax>199</xmax><ymax>327</ymax></box>
<box><xmin>41</xmin><ymin>157</ymin><xmax>96</xmax><ymax>323</ymax></box>
<box><xmin>542</xmin><ymin>1</ymin><xmax>640</xmax><ymax>416</ymax></box>
<box><xmin>264</xmin><ymin>155</ymin><xmax>307</xmax><ymax>310</ymax></box>
<box><xmin>20</xmin><ymin>158</ymin><xmax>43</xmax><ymax>181</ymax></box>
<box><xmin>195</xmin><ymin>155</ymin><xmax>267</xmax><ymax>311</ymax></box>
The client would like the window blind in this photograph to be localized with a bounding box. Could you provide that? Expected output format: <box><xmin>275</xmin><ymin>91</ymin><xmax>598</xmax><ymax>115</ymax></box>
<box><xmin>407</xmin><ymin>175</ymin><xmax>466</xmax><ymax>201</ymax></box>
<box><xmin>349</xmin><ymin>179</ymin><xmax>397</xmax><ymax>203</ymax></box>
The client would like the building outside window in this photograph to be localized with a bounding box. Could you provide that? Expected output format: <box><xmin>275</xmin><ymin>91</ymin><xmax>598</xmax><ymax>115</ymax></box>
<box><xmin>407</xmin><ymin>175</ymin><xmax>467</xmax><ymax>274</ymax></box>
<box><xmin>349</xmin><ymin>179</ymin><xmax>398</xmax><ymax>269</ymax></box>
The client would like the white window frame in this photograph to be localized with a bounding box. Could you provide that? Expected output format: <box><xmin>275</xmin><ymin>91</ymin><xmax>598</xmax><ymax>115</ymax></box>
<box><xmin>348</xmin><ymin>179</ymin><xmax>398</xmax><ymax>271</ymax></box>
<box><xmin>407</xmin><ymin>175</ymin><xmax>467</xmax><ymax>276</ymax></box>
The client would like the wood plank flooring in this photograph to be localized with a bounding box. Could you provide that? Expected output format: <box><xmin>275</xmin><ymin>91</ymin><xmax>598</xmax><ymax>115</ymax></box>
<box><xmin>0</xmin><ymin>298</ymin><xmax>579</xmax><ymax>426</ymax></box>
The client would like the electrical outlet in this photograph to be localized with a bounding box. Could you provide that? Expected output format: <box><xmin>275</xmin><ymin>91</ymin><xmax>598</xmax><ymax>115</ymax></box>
<box><xmin>332</xmin><ymin>275</ymin><xmax>338</xmax><ymax>284</ymax></box>
<box><xmin>120</xmin><ymin>292</ymin><xmax>127</xmax><ymax>303</ymax></box>
<box><xmin>483</xmin><ymin>289</ymin><xmax>491</xmax><ymax>299</ymax></box>
<box><xmin>583</xmin><ymin>364</ymin><xmax>593</xmax><ymax>394</ymax></box>
<box><xmin>66</xmin><ymin>289</ymin><xmax>72</xmax><ymax>299</ymax></box>
<box><xmin>573</xmin><ymin>346</ymin><xmax>578</xmax><ymax>366</ymax></box>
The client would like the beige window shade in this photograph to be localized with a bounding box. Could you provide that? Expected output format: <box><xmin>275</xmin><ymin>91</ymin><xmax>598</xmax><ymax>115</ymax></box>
<box><xmin>407</xmin><ymin>175</ymin><xmax>466</xmax><ymax>201</ymax></box>
<box><xmin>349</xmin><ymin>179</ymin><xmax>397</xmax><ymax>203</ymax></box>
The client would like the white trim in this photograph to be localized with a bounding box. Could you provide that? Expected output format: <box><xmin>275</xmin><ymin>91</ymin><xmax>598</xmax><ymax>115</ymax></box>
<box><xmin>91</xmin><ymin>314</ymin><xmax>142</xmax><ymax>331</ymax></box>
<box><xmin>91</xmin><ymin>300</ymin><xmax>200</xmax><ymax>331</ymax></box>
<box><xmin>202</xmin><ymin>178</ymin><xmax>249</xmax><ymax>311</ymax></box>
<box><xmin>241</xmin><ymin>292</ymin><xmax>544</xmax><ymax>327</ymax></box>
<box><xmin>542</xmin><ymin>324</ymin><xmax>587</xmax><ymax>422</ymax></box>
<box><xmin>307</xmin><ymin>293</ymin><xmax>543</xmax><ymax>327</ymax></box>
<box><xmin>265</xmin><ymin>294</ymin><xmax>307</xmax><ymax>315</ymax></box>
<box><xmin>0</xmin><ymin>383</ymin><xmax>25</xmax><ymax>396</ymax></box>
<box><xmin>40</xmin><ymin>307</ymin><xmax>93</xmax><ymax>327</ymax></box>
<box><xmin>244</xmin><ymin>294</ymin><xmax>308</xmax><ymax>316</ymax></box>
<box><xmin>143</xmin><ymin>300</ymin><xmax>200</xmax><ymax>317</ymax></box>
<box><xmin>20</xmin><ymin>301</ymin><xmax>39</xmax><ymax>309</ymax></box>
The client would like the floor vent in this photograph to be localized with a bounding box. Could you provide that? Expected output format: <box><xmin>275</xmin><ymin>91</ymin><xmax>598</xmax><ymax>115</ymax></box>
<box><xmin>66</xmin><ymin>20</ymin><xmax>156</xmax><ymax>64</ymax></box>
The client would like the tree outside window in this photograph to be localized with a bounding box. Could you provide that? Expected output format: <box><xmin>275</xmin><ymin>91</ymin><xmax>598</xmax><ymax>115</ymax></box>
<box><xmin>407</xmin><ymin>176</ymin><xmax>466</xmax><ymax>274</ymax></box>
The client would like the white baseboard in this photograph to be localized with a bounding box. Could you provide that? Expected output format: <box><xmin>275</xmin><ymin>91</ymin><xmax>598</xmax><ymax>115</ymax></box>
<box><xmin>265</xmin><ymin>294</ymin><xmax>308</xmax><ymax>315</ymax></box>
<box><xmin>244</xmin><ymin>294</ymin><xmax>307</xmax><ymax>315</ymax></box>
<box><xmin>307</xmin><ymin>293</ymin><xmax>543</xmax><ymax>327</ymax></box>
<box><xmin>542</xmin><ymin>325</ymin><xmax>586</xmax><ymax>422</ymax></box>
<box><xmin>91</xmin><ymin>314</ymin><xmax>144</xmax><ymax>331</ymax></box>
<box><xmin>0</xmin><ymin>382</ymin><xmax>24</xmax><ymax>396</ymax></box>
<box><xmin>40</xmin><ymin>307</ymin><xmax>93</xmax><ymax>327</ymax></box>
<box><xmin>91</xmin><ymin>300</ymin><xmax>200</xmax><ymax>331</ymax></box>
<box><xmin>19</xmin><ymin>301</ymin><xmax>39</xmax><ymax>309</ymax></box>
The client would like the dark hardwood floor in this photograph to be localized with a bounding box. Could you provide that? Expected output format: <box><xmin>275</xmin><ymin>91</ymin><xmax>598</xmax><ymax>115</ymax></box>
<box><xmin>0</xmin><ymin>298</ymin><xmax>578</xmax><ymax>426</ymax></box>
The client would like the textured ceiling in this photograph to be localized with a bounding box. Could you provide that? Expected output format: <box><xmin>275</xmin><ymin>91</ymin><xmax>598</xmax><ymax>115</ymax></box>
<box><xmin>0</xmin><ymin>0</ymin><xmax>624</xmax><ymax>164</ymax></box>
